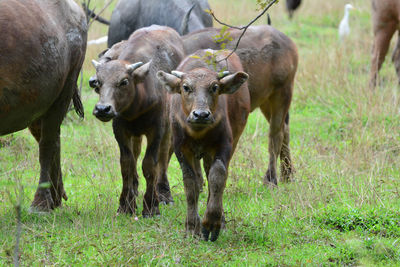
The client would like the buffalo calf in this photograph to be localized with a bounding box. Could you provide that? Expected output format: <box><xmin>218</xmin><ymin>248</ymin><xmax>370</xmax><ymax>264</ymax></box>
<box><xmin>90</xmin><ymin>26</ymin><xmax>185</xmax><ymax>217</ymax></box>
<box><xmin>157</xmin><ymin>50</ymin><xmax>250</xmax><ymax>241</ymax></box>
<box><xmin>182</xmin><ymin>25</ymin><xmax>298</xmax><ymax>185</ymax></box>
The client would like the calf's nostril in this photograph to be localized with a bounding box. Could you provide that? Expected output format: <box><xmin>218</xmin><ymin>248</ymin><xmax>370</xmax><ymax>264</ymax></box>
<box><xmin>103</xmin><ymin>105</ymin><xmax>111</xmax><ymax>113</ymax></box>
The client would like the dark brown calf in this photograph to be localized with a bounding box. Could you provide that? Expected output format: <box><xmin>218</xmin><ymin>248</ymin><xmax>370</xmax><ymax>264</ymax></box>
<box><xmin>90</xmin><ymin>25</ymin><xmax>184</xmax><ymax>217</ymax></box>
<box><xmin>182</xmin><ymin>25</ymin><xmax>298</xmax><ymax>185</ymax></box>
<box><xmin>370</xmin><ymin>0</ymin><xmax>400</xmax><ymax>88</ymax></box>
<box><xmin>157</xmin><ymin>49</ymin><xmax>250</xmax><ymax>241</ymax></box>
<box><xmin>0</xmin><ymin>0</ymin><xmax>87</xmax><ymax>211</ymax></box>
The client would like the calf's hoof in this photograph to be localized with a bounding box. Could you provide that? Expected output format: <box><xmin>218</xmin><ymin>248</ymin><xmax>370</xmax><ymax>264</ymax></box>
<box><xmin>158</xmin><ymin>192</ymin><xmax>174</xmax><ymax>205</ymax></box>
<box><xmin>202</xmin><ymin>213</ymin><xmax>223</xmax><ymax>241</ymax></box>
<box><xmin>263</xmin><ymin>169</ymin><xmax>277</xmax><ymax>186</ymax></box>
<box><xmin>142</xmin><ymin>209</ymin><xmax>160</xmax><ymax>218</ymax></box>
<box><xmin>201</xmin><ymin>225</ymin><xmax>220</xmax><ymax>242</ymax></box>
<box><xmin>185</xmin><ymin>215</ymin><xmax>201</xmax><ymax>237</ymax></box>
<box><xmin>117</xmin><ymin>201</ymin><xmax>137</xmax><ymax>215</ymax></box>
<box><xmin>30</xmin><ymin>188</ymin><xmax>55</xmax><ymax>213</ymax></box>
<box><xmin>157</xmin><ymin>184</ymin><xmax>174</xmax><ymax>205</ymax></box>
<box><xmin>142</xmin><ymin>205</ymin><xmax>160</xmax><ymax>218</ymax></box>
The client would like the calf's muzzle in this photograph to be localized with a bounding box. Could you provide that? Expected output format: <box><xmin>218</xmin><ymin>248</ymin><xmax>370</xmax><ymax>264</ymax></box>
<box><xmin>93</xmin><ymin>103</ymin><xmax>115</xmax><ymax>122</ymax></box>
<box><xmin>188</xmin><ymin>109</ymin><xmax>213</xmax><ymax>125</ymax></box>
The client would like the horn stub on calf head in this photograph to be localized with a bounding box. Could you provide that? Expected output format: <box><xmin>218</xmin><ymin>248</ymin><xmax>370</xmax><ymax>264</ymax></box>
<box><xmin>171</xmin><ymin>71</ymin><xmax>185</xmax><ymax>78</ymax></box>
<box><xmin>128</xmin><ymin>61</ymin><xmax>151</xmax><ymax>82</ymax></box>
<box><xmin>92</xmin><ymin>59</ymin><xmax>101</xmax><ymax>69</ymax></box>
<box><xmin>157</xmin><ymin>71</ymin><xmax>182</xmax><ymax>94</ymax></box>
<box><xmin>126</xmin><ymin>62</ymin><xmax>144</xmax><ymax>74</ymax></box>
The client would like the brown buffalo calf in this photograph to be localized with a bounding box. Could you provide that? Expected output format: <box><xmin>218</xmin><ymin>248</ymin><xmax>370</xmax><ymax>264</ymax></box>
<box><xmin>0</xmin><ymin>0</ymin><xmax>87</xmax><ymax>211</ymax></box>
<box><xmin>370</xmin><ymin>0</ymin><xmax>400</xmax><ymax>88</ymax></box>
<box><xmin>90</xmin><ymin>26</ymin><xmax>184</xmax><ymax>217</ymax></box>
<box><xmin>182</xmin><ymin>25</ymin><xmax>298</xmax><ymax>185</ymax></box>
<box><xmin>157</xmin><ymin>49</ymin><xmax>250</xmax><ymax>241</ymax></box>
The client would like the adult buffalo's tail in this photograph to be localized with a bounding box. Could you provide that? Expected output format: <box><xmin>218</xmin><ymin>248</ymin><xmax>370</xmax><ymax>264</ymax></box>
<box><xmin>73</xmin><ymin>86</ymin><xmax>84</xmax><ymax>119</ymax></box>
<box><xmin>267</xmin><ymin>13</ymin><xmax>272</xmax><ymax>25</ymax></box>
<box><xmin>180</xmin><ymin>4</ymin><xmax>195</xmax><ymax>35</ymax></box>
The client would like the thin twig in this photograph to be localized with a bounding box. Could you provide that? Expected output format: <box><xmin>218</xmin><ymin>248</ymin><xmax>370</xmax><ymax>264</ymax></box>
<box><xmin>209</xmin><ymin>0</ymin><xmax>278</xmax><ymax>61</ymax></box>
<box><xmin>88</xmin><ymin>0</ymin><xmax>114</xmax><ymax>28</ymax></box>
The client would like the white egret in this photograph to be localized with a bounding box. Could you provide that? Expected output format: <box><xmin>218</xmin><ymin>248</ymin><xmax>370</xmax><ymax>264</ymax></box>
<box><xmin>338</xmin><ymin>4</ymin><xmax>354</xmax><ymax>41</ymax></box>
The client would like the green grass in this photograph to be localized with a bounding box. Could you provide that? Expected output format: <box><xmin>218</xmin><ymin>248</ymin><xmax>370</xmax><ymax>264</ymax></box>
<box><xmin>1</xmin><ymin>0</ymin><xmax>400</xmax><ymax>265</ymax></box>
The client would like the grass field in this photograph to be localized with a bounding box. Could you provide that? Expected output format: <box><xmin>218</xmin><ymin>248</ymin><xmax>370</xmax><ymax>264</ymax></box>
<box><xmin>1</xmin><ymin>0</ymin><xmax>400</xmax><ymax>265</ymax></box>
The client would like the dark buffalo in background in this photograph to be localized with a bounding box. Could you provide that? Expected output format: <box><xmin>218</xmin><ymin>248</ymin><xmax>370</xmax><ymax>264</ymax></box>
<box><xmin>0</xmin><ymin>0</ymin><xmax>87</xmax><ymax>211</ymax></box>
<box><xmin>286</xmin><ymin>0</ymin><xmax>302</xmax><ymax>18</ymax></box>
<box><xmin>92</xmin><ymin>0</ymin><xmax>213</xmax><ymax>47</ymax></box>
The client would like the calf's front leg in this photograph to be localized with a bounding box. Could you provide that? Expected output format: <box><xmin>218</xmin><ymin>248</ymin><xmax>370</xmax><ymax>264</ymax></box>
<box><xmin>202</xmin><ymin>158</ymin><xmax>228</xmax><ymax>242</ymax></box>
<box><xmin>116</xmin><ymin>135</ymin><xmax>140</xmax><ymax>215</ymax></box>
<box><xmin>176</xmin><ymin>150</ymin><xmax>201</xmax><ymax>236</ymax></box>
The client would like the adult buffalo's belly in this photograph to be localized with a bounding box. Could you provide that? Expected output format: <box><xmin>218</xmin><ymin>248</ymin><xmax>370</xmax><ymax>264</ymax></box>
<box><xmin>0</xmin><ymin>78</ymin><xmax>64</xmax><ymax>135</ymax></box>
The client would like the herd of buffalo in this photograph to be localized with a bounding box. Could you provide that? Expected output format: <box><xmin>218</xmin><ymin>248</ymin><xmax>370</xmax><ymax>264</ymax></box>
<box><xmin>0</xmin><ymin>0</ymin><xmax>399</xmax><ymax>242</ymax></box>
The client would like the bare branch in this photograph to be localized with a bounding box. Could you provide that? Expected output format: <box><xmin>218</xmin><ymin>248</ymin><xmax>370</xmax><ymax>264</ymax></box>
<box><xmin>87</xmin><ymin>0</ymin><xmax>114</xmax><ymax>28</ymax></box>
<box><xmin>209</xmin><ymin>0</ymin><xmax>278</xmax><ymax>62</ymax></box>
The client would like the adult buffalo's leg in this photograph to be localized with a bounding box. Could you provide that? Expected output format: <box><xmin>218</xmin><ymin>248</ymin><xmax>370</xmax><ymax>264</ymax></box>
<box><xmin>156</xmin><ymin>127</ymin><xmax>174</xmax><ymax>204</ymax></box>
<box><xmin>261</xmin><ymin>101</ymin><xmax>286</xmax><ymax>186</ymax></box>
<box><xmin>30</xmin><ymin>86</ymin><xmax>72</xmax><ymax>211</ymax></box>
<box><xmin>280</xmin><ymin>113</ymin><xmax>292</xmax><ymax>182</ymax></box>
<box><xmin>176</xmin><ymin>150</ymin><xmax>201</xmax><ymax>236</ymax></box>
<box><xmin>114</xmin><ymin>124</ymin><xmax>141</xmax><ymax>215</ymax></box>
<box><xmin>392</xmin><ymin>31</ymin><xmax>400</xmax><ymax>85</ymax></box>
<box><xmin>202</xmin><ymin>158</ymin><xmax>228</xmax><ymax>242</ymax></box>
<box><xmin>369</xmin><ymin>21</ymin><xmax>397</xmax><ymax>89</ymax></box>
<box><xmin>141</xmin><ymin>131</ymin><xmax>161</xmax><ymax>217</ymax></box>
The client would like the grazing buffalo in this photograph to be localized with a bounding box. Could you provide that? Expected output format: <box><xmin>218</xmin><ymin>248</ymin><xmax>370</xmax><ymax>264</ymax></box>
<box><xmin>89</xmin><ymin>26</ymin><xmax>185</xmax><ymax>216</ymax></box>
<box><xmin>104</xmin><ymin>0</ymin><xmax>213</xmax><ymax>47</ymax></box>
<box><xmin>157</xmin><ymin>49</ymin><xmax>250</xmax><ymax>241</ymax></box>
<box><xmin>182</xmin><ymin>25</ymin><xmax>298</xmax><ymax>186</ymax></box>
<box><xmin>0</xmin><ymin>0</ymin><xmax>87</xmax><ymax>211</ymax></box>
<box><xmin>286</xmin><ymin>0</ymin><xmax>302</xmax><ymax>19</ymax></box>
<box><xmin>370</xmin><ymin>0</ymin><xmax>400</xmax><ymax>88</ymax></box>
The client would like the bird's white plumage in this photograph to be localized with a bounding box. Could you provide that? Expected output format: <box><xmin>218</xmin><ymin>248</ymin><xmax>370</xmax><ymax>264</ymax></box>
<box><xmin>338</xmin><ymin>4</ymin><xmax>354</xmax><ymax>41</ymax></box>
<box><xmin>88</xmin><ymin>36</ymin><xmax>108</xmax><ymax>45</ymax></box>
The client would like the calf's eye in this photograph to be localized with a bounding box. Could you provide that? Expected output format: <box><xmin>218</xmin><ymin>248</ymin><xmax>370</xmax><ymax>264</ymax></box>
<box><xmin>182</xmin><ymin>84</ymin><xmax>191</xmax><ymax>93</ymax></box>
<box><xmin>119</xmin><ymin>79</ymin><xmax>129</xmax><ymax>87</ymax></box>
<box><xmin>211</xmin><ymin>84</ymin><xmax>219</xmax><ymax>93</ymax></box>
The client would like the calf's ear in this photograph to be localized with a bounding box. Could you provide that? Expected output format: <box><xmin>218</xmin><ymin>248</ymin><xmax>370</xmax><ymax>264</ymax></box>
<box><xmin>156</xmin><ymin>71</ymin><xmax>182</xmax><ymax>94</ymax></box>
<box><xmin>219</xmin><ymin>71</ymin><xmax>249</xmax><ymax>95</ymax></box>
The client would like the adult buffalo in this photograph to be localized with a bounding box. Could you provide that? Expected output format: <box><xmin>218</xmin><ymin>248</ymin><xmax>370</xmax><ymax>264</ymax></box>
<box><xmin>0</xmin><ymin>0</ymin><xmax>87</xmax><ymax>211</ymax></box>
<box><xmin>106</xmin><ymin>0</ymin><xmax>213</xmax><ymax>47</ymax></box>
<box><xmin>370</xmin><ymin>0</ymin><xmax>400</xmax><ymax>88</ymax></box>
<box><xmin>157</xmin><ymin>49</ymin><xmax>250</xmax><ymax>241</ymax></box>
<box><xmin>182</xmin><ymin>25</ymin><xmax>298</xmax><ymax>186</ymax></box>
<box><xmin>90</xmin><ymin>25</ymin><xmax>185</xmax><ymax>216</ymax></box>
<box><xmin>286</xmin><ymin>0</ymin><xmax>302</xmax><ymax>19</ymax></box>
